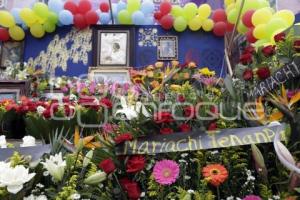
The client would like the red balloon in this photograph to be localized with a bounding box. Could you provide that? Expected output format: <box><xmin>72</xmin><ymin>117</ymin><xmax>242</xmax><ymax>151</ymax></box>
<box><xmin>226</xmin><ymin>22</ymin><xmax>235</xmax><ymax>32</ymax></box>
<box><xmin>154</xmin><ymin>11</ymin><xmax>163</xmax><ymax>21</ymax></box>
<box><xmin>100</xmin><ymin>2</ymin><xmax>110</xmax><ymax>12</ymax></box>
<box><xmin>160</xmin><ymin>1</ymin><xmax>172</xmax><ymax>15</ymax></box>
<box><xmin>159</xmin><ymin>15</ymin><xmax>173</xmax><ymax>30</ymax></box>
<box><xmin>213</xmin><ymin>21</ymin><xmax>227</xmax><ymax>37</ymax></box>
<box><xmin>85</xmin><ymin>10</ymin><xmax>99</xmax><ymax>25</ymax></box>
<box><xmin>242</xmin><ymin>10</ymin><xmax>255</xmax><ymax>28</ymax></box>
<box><xmin>246</xmin><ymin>28</ymin><xmax>257</xmax><ymax>43</ymax></box>
<box><xmin>0</xmin><ymin>28</ymin><xmax>9</xmax><ymax>42</ymax></box>
<box><xmin>74</xmin><ymin>14</ymin><xmax>87</xmax><ymax>29</ymax></box>
<box><xmin>64</xmin><ymin>1</ymin><xmax>78</xmax><ymax>15</ymax></box>
<box><xmin>212</xmin><ymin>9</ymin><xmax>227</xmax><ymax>23</ymax></box>
<box><xmin>78</xmin><ymin>0</ymin><xmax>91</xmax><ymax>14</ymax></box>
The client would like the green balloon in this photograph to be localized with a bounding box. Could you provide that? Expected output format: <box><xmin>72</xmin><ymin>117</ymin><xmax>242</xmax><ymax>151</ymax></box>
<box><xmin>43</xmin><ymin>21</ymin><xmax>56</xmax><ymax>33</ymax></box>
<box><xmin>127</xmin><ymin>0</ymin><xmax>141</xmax><ymax>13</ymax></box>
<box><xmin>266</xmin><ymin>17</ymin><xmax>288</xmax><ymax>38</ymax></box>
<box><xmin>48</xmin><ymin>12</ymin><xmax>58</xmax><ymax>24</ymax></box>
<box><xmin>33</xmin><ymin>2</ymin><xmax>49</xmax><ymax>19</ymax></box>
<box><xmin>183</xmin><ymin>3</ymin><xmax>198</xmax><ymax>21</ymax></box>
<box><xmin>242</xmin><ymin>0</ymin><xmax>260</xmax><ymax>13</ymax></box>
<box><xmin>171</xmin><ymin>5</ymin><xmax>184</xmax><ymax>17</ymax></box>
<box><xmin>118</xmin><ymin>10</ymin><xmax>132</xmax><ymax>24</ymax></box>
<box><xmin>174</xmin><ymin>16</ymin><xmax>187</xmax><ymax>32</ymax></box>
<box><xmin>227</xmin><ymin>8</ymin><xmax>238</xmax><ymax>24</ymax></box>
<box><xmin>258</xmin><ymin>0</ymin><xmax>270</xmax><ymax>8</ymax></box>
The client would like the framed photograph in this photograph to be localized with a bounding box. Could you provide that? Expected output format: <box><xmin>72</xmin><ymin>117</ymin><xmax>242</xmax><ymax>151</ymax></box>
<box><xmin>0</xmin><ymin>41</ymin><xmax>24</xmax><ymax>68</ymax></box>
<box><xmin>0</xmin><ymin>0</ymin><xmax>7</xmax><ymax>8</ymax></box>
<box><xmin>157</xmin><ymin>36</ymin><xmax>178</xmax><ymax>61</ymax></box>
<box><xmin>0</xmin><ymin>89</ymin><xmax>19</xmax><ymax>102</ymax></box>
<box><xmin>92</xmin><ymin>26</ymin><xmax>134</xmax><ymax>67</ymax></box>
<box><xmin>89</xmin><ymin>67</ymin><xmax>131</xmax><ymax>84</ymax></box>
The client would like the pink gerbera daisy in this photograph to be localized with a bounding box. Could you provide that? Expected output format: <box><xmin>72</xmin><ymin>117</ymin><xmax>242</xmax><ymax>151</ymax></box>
<box><xmin>243</xmin><ymin>195</ymin><xmax>262</xmax><ymax>200</ymax></box>
<box><xmin>153</xmin><ymin>160</ymin><xmax>180</xmax><ymax>185</ymax></box>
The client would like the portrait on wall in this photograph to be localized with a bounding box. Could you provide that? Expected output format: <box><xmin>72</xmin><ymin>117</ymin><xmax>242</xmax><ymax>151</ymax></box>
<box><xmin>0</xmin><ymin>89</ymin><xmax>19</xmax><ymax>101</ymax></box>
<box><xmin>157</xmin><ymin>36</ymin><xmax>178</xmax><ymax>61</ymax></box>
<box><xmin>89</xmin><ymin>67</ymin><xmax>130</xmax><ymax>84</ymax></box>
<box><xmin>92</xmin><ymin>26</ymin><xmax>134</xmax><ymax>67</ymax></box>
<box><xmin>0</xmin><ymin>41</ymin><xmax>24</xmax><ymax>68</ymax></box>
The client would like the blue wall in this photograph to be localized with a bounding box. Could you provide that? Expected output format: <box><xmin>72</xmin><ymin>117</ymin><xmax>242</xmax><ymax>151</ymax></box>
<box><xmin>24</xmin><ymin>25</ymin><xmax>225</xmax><ymax>77</ymax></box>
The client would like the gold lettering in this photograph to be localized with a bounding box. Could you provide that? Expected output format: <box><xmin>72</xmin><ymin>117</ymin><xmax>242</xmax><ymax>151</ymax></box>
<box><xmin>137</xmin><ymin>141</ymin><xmax>149</xmax><ymax>154</ymax></box>
<box><xmin>188</xmin><ymin>136</ymin><xmax>198</xmax><ymax>150</ymax></box>
<box><xmin>263</xmin><ymin>128</ymin><xmax>275</xmax><ymax>142</ymax></box>
<box><xmin>176</xmin><ymin>139</ymin><xmax>188</xmax><ymax>152</ymax></box>
<box><xmin>165</xmin><ymin>141</ymin><xmax>176</xmax><ymax>152</ymax></box>
<box><xmin>209</xmin><ymin>134</ymin><xmax>218</xmax><ymax>148</ymax></box>
<box><xmin>152</xmin><ymin>141</ymin><xmax>159</xmax><ymax>154</ymax></box>
<box><xmin>218</xmin><ymin>136</ymin><xmax>230</xmax><ymax>147</ymax></box>
<box><xmin>242</xmin><ymin>135</ymin><xmax>256</xmax><ymax>144</ymax></box>
<box><xmin>229</xmin><ymin>135</ymin><xmax>243</xmax><ymax>146</ymax></box>
<box><xmin>125</xmin><ymin>140</ymin><xmax>137</xmax><ymax>154</ymax></box>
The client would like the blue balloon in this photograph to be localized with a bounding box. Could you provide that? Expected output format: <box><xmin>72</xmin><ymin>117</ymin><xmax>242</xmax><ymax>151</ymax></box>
<box><xmin>11</xmin><ymin>8</ymin><xmax>22</xmax><ymax>24</ymax></box>
<box><xmin>48</xmin><ymin>0</ymin><xmax>64</xmax><ymax>14</ymax></box>
<box><xmin>117</xmin><ymin>1</ymin><xmax>127</xmax><ymax>13</ymax></box>
<box><xmin>112</xmin><ymin>3</ymin><xmax>118</xmax><ymax>17</ymax></box>
<box><xmin>132</xmin><ymin>11</ymin><xmax>145</xmax><ymax>25</ymax></box>
<box><xmin>100</xmin><ymin>13</ymin><xmax>111</xmax><ymax>24</ymax></box>
<box><xmin>59</xmin><ymin>10</ymin><xmax>73</xmax><ymax>25</ymax></box>
<box><xmin>144</xmin><ymin>16</ymin><xmax>154</xmax><ymax>25</ymax></box>
<box><xmin>141</xmin><ymin>1</ymin><xmax>155</xmax><ymax>15</ymax></box>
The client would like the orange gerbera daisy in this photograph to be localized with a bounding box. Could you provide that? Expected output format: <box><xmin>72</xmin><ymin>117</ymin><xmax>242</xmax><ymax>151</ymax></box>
<box><xmin>202</xmin><ymin>164</ymin><xmax>228</xmax><ymax>187</ymax></box>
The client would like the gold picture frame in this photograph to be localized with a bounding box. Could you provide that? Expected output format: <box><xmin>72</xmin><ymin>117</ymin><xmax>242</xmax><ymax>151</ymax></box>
<box><xmin>88</xmin><ymin>67</ymin><xmax>131</xmax><ymax>84</ymax></box>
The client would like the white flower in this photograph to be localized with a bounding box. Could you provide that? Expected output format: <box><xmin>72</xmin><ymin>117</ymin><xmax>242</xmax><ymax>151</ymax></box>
<box><xmin>180</xmin><ymin>153</ymin><xmax>188</xmax><ymax>158</ymax></box>
<box><xmin>41</xmin><ymin>153</ymin><xmax>66</xmax><ymax>182</ymax></box>
<box><xmin>84</xmin><ymin>171</ymin><xmax>107</xmax><ymax>185</ymax></box>
<box><xmin>24</xmin><ymin>194</ymin><xmax>48</xmax><ymax>200</ymax></box>
<box><xmin>187</xmin><ymin>190</ymin><xmax>194</xmax><ymax>194</ymax></box>
<box><xmin>70</xmin><ymin>94</ymin><xmax>77</xmax><ymax>101</ymax></box>
<box><xmin>0</xmin><ymin>165</ymin><xmax>35</xmax><ymax>194</ymax></box>
<box><xmin>184</xmin><ymin>175</ymin><xmax>191</xmax><ymax>180</ymax></box>
<box><xmin>37</xmin><ymin>106</ymin><xmax>46</xmax><ymax>115</ymax></box>
<box><xmin>140</xmin><ymin>192</ymin><xmax>145</xmax><ymax>197</ymax></box>
<box><xmin>20</xmin><ymin>136</ymin><xmax>36</xmax><ymax>147</ymax></box>
<box><xmin>70</xmin><ymin>193</ymin><xmax>81</xmax><ymax>200</ymax></box>
<box><xmin>0</xmin><ymin>135</ymin><xmax>7</xmax><ymax>148</ymax></box>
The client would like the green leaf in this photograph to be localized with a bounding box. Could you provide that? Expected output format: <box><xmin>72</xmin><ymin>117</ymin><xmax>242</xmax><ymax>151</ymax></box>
<box><xmin>224</xmin><ymin>75</ymin><xmax>236</xmax><ymax>99</ymax></box>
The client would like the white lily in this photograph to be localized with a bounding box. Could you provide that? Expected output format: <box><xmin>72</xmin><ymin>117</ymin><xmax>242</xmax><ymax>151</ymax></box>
<box><xmin>84</xmin><ymin>171</ymin><xmax>107</xmax><ymax>185</ymax></box>
<box><xmin>115</xmin><ymin>96</ymin><xmax>150</xmax><ymax>120</ymax></box>
<box><xmin>0</xmin><ymin>164</ymin><xmax>35</xmax><ymax>194</ymax></box>
<box><xmin>41</xmin><ymin>153</ymin><xmax>66</xmax><ymax>182</ymax></box>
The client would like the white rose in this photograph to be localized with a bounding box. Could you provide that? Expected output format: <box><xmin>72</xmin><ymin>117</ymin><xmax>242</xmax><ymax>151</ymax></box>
<box><xmin>20</xmin><ymin>136</ymin><xmax>36</xmax><ymax>147</ymax></box>
<box><xmin>0</xmin><ymin>135</ymin><xmax>7</xmax><ymax>148</ymax></box>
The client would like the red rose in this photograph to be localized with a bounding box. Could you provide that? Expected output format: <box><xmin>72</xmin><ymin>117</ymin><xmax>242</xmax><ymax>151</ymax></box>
<box><xmin>239</xmin><ymin>53</ymin><xmax>252</xmax><ymax>65</ymax></box>
<box><xmin>294</xmin><ymin>40</ymin><xmax>300</xmax><ymax>53</ymax></box>
<box><xmin>208</xmin><ymin>121</ymin><xmax>217</xmax><ymax>131</ymax></box>
<box><xmin>64</xmin><ymin>105</ymin><xmax>75</xmax><ymax>117</ymax></box>
<box><xmin>100</xmin><ymin>98</ymin><xmax>113</xmax><ymax>109</ymax></box>
<box><xmin>153</xmin><ymin>111</ymin><xmax>174</xmax><ymax>123</ymax></box>
<box><xmin>42</xmin><ymin>109</ymin><xmax>51</xmax><ymax>119</ymax></box>
<box><xmin>179</xmin><ymin>123</ymin><xmax>191</xmax><ymax>133</ymax></box>
<box><xmin>99</xmin><ymin>158</ymin><xmax>116</xmax><ymax>174</ymax></box>
<box><xmin>256</xmin><ymin>67</ymin><xmax>271</xmax><ymax>80</ymax></box>
<box><xmin>114</xmin><ymin>133</ymin><xmax>133</xmax><ymax>144</ymax></box>
<box><xmin>184</xmin><ymin>106</ymin><xmax>196</xmax><ymax>118</ymax></box>
<box><xmin>120</xmin><ymin>178</ymin><xmax>141</xmax><ymax>200</ymax></box>
<box><xmin>177</xmin><ymin>94</ymin><xmax>185</xmax><ymax>102</ymax></box>
<box><xmin>160</xmin><ymin>127</ymin><xmax>174</xmax><ymax>135</ymax></box>
<box><xmin>210</xmin><ymin>105</ymin><xmax>218</xmax><ymax>115</ymax></box>
<box><xmin>262</xmin><ymin>45</ymin><xmax>276</xmax><ymax>57</ymax></box>
<box><xmin>5</xmin><ymin>103</ymin><xmax>18</xmax><ymax>112</ymax></box>
<box><xmin>243</xmin><ymin>69</ymin><xmax>253</xmax><ymax>81</ymax></box>
<box><xmin>274</xmin><ymin>32</ymin><xmax>285</xmax><ymax>42</ymax></box>
<box><xmin>126</xmin><ymin>155</ymin><xmax>145</xmax><ymax>173</ymax></box>
<box><xmin>243</xmin><ymin>46</ymin><xmax>255</xmax><ymax>54</ymax></box>
<box><xmin>78</xmin><ymin>97</ymin><xmax>100</xmax><ymax>110</ymax></box>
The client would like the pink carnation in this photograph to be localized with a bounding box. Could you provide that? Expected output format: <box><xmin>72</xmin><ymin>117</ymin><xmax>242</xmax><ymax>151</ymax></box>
<box><xmin>153</xmin><ymin>160</ymin><xmax>179</xmax><ymax>185</ymax></box>
<box><xmin>243</xmin><ymin>195</ymin><xmax>262</xmax><ymax>200</ymax></box>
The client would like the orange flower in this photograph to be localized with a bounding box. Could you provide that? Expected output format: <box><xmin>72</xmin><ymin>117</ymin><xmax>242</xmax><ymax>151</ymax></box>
<box><xmin>202</xmin><ymin>164</ymin><xmax>228</xmax><ymax>187</ymax></box>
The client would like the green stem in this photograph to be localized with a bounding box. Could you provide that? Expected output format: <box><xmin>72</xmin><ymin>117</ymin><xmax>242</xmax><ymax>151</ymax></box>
<box><xmin>217</xmin><ymin>186</ymin><xmax>220</xmax><ymax>200</ymax></box>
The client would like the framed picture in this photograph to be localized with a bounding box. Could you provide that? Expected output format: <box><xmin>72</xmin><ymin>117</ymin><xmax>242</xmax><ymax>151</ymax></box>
<box><xmin>0</xmin><ymin>41</ymin><xmax>24</xmax><ymax>68</ymax></box>
<box><xmin>157</xmin><ymin>36</ymin><xmax>178</xmax><ymax>61</ymax></box>
<box><xmin>92</xmin><ymin>26</ymin><xmax>135</xmax><ymax>67</ymax></box>
<box><xmin>0</xmin><ymin>0</ymin><xmax>7</xmax><ymax>8</ymax></box>
<box><xmin>0</xmin><ymin>89</ymin><xmax>19</xmax><ymax>102</ymax></box>
<box><xmin>89</xmin><ymin>67</ymin><xmax>131</xmax><ymax>84</ymax></box>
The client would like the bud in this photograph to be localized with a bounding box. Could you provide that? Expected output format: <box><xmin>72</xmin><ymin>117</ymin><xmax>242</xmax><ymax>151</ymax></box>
<box><xmin>84</xmin><ymin>171</ymin><xmax>107</xmax><ymax>185</ymax></box>
<box><xmin>83</xmin><ymin>150</ymin><xmax>94</xmax><ymax>168</ymax></box>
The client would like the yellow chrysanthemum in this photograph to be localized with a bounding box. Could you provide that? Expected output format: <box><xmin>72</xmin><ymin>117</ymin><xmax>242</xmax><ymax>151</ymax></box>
<box><xmin>199</xmin><ymin>67</ymin><xmax>216</xmax><ymax>76</ymax></box>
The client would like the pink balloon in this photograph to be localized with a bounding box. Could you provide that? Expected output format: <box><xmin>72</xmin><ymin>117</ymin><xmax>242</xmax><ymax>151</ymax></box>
<box><xmin>242</xmin><ymin>10</ymin><xmax>255</xmax><ymax>28</ymax></box>
<box><xmin>246</xmin><ymin>28</ymin><xmax>257</xmax><ymax>43</ymax></box>
<box><xmin>85</xmin><ymin>10</ymin><xmax>99</xmax><ymax>25</ymax></box>
<box><xmin>100</xmin><ymin>2</ymin><xmax>110</xmax><ymax>12</ymax></box>
<box><xmin>159</xmin><ymin>15</ymin><xmax>173</xmax><ymax>30</ymax></box>
<box><xmin>212</xmin><ymin>9</ymin><xmax>227</xmax><ymax>22</ymax></box>
<box><xmin>78</xmin><ymin>0</ymin><xmax>91</xmax><ymax>14</ymax></box>
<box><xmin>213</xmin><ymin>21</ymin><xmax>227</xmax><ymax>37</ymax></box>
<box><xmin>160</xmin><ymin>1</ymin><xmax>172</xmax><ymax>15</ymax></box>
<box><xmin>64</xmin><ymin>1</ymin><xmax>78</xmax><ymax>15</ymax></box>
<box><xmin>0</xmin><ymin>28</ymin><xmax>10</xmax><ymax>42</ymax></box>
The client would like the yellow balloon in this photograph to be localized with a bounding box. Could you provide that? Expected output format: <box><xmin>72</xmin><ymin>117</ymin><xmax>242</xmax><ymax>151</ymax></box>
<box><xmin>225</xmin><ymin>3</ymin><xmax>235</xmax><ymax>13</ymax></box>
<box><xmin>202</xmin><ymin>19</ymin><xmax>214</xmax><ymax>31</ymax></box>
<box><xmin>252</xmin><ymin>8</ymin><xmax>272</xmax><ymax>26</ymax></box>
<box><xmin>225</xmin><ymin>0</ymin><xmax>235</xmax><ymax>7</ymax></box>
<box><xmin>0</xmin><ymin>11</ymin><xmax>15</xmax><ymax>28</ymax></box>
<box><xmin>9</xmin><ymin>26</ymin><xmax>25</xmax><ymax>41</ymax></box>
<box><xmin>198</xmin><ymin>4</ymin><xmax>211</xmax><ymax>19</ymax></box>
<box><xmin>30</xmin><ymin>23</ymin><xmax>45</xmax><ymax>38</ymax></box>
<box><xmin>253</xmin><ymin>24</ymin><xmax>267</xmax><ymax>39</ymax></box>
<box><xmin>274</xmin><ymin>10</ymin><xmax>295</xmax><ymax>27</ymax></box>
<box><xmin>188</xmin><ymin>17</ymin><xmax>202</xmax><ymax>31</ymax></box>
<box><xmin>20</xmin><ymin>8</ymin><xmax>37</xmax><ymax>25</ymax></box>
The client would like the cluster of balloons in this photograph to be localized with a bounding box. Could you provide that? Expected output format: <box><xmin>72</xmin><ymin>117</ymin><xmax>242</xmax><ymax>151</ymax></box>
<box><xmin>115</xmin><ymin>0</ymin><xmax>155</xmax><ymax>25</ymax></box>
<box><xmin>225</xmin><ymin>0</ymin><xmax>295</xmax><ymax>46</ymax></box>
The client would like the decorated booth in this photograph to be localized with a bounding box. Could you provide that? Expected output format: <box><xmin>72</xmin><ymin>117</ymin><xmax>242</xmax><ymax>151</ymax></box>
<box><xmin>0</xmin><ymin>0</ymin><xmax>300</xmax><ymax>199</ymax></box>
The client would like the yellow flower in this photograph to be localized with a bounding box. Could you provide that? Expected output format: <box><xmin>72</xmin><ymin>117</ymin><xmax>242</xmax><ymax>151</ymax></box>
<box><xmin>155</xmin><ymin>62</ymin><xmax>164</xmax><ymax>68</ymax></box>
<box><xmin>151</xmin><ymin>80</ymin><xmax>160</xmax><ymax>89</ymax></box>
<box><xmin>211</xmin><ymin>88</ymin><xmax>221</xmax><ymax>96</ymax></box>
<box><xmin>146</xmin><ymin>65</ymin><xmax>154</xmax><ymax>71</ymax></box>
<box><xmin>199</xmin><ymin>67</ymin><xmax>216</xmax><ymax>76</ymax></box>
<box><xmin>188</xmin><ymin>62</ymin><xmax>197</xmax><ymax>68</ymax></box>
<box><xmin>147</xmin><ymin>70</ymin><xmax>154</xmax><ymax>78</ymax></box>
<box><xmin>171</xmin><ymin>60</ymin><xmax>179</xmax><ymax>67</ymax></box>
<box><xmin>170</xmin><ymin>84</ymin><xmax>181</xmax><ymax>91</ymax></box>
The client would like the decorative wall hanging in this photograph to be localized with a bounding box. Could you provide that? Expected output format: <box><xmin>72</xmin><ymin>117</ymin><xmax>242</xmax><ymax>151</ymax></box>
<box><xmin>157</xmin><ymin>36</ymin><xmax>178</xmax><ymax>61</ymax></box>
<box><xmin>138</xmin><ymin>28</ymin><xmax>158</xmax><ymax>47</ymax></box>
<box><xmin>92</xmin><ymin>26</ymin><xmax>134</xmax><ymax>68</ymax></box>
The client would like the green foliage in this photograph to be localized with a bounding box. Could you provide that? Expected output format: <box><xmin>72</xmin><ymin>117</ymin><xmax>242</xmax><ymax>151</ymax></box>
<box><xmin>259</xmin><ymin>184</ymin><xmax>273</xmax><ymax>199</ymax></box>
